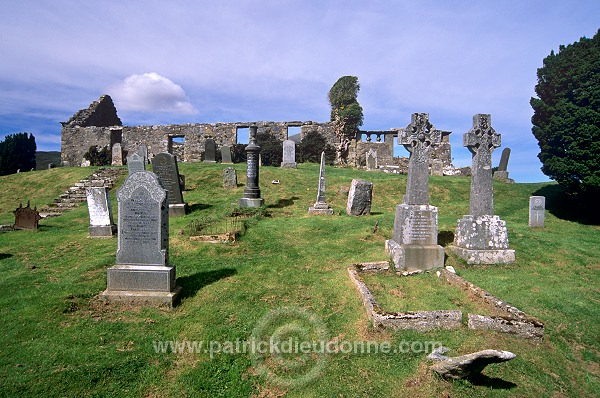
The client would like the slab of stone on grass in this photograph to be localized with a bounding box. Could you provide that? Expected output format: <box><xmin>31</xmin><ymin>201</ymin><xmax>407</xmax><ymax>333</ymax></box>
<box><xmin>346</xmin><ymin>179</ymin><xmax>372</xmax><ymax>216</ymax></box>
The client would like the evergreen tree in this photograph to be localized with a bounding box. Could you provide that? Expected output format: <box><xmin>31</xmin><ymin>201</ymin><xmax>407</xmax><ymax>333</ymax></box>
<box><xmin>0</xmin><ymin>133</ymin><xmax>37</xmax><ymax>175</ymax></box>
<box><xmin>530</xmin><ymin>30</ymin><xmax>600</xmax><ymax>197</ymax></box>
<box><xmin>297</xmin><ymin>131</ymin><xmax>336</xmax><ymax>164</ymax></box>
<box><xmin>328</xmin><ymin>76</ymin><xmax>364</xmax><ymax>165</ymax></box>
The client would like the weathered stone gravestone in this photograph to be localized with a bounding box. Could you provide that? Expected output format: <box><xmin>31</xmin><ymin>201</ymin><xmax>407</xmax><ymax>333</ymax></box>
<box><xmin>430</xmin><ymin>159</ymin><xmax>444</xmax><ymax>176</ymax></box>
<box><xmin>450</xmin><ymin>114</ymin><xmax>515</xmax><ymax>264</ymax></box>
<box><xmin>309</xmin><ymin>152</ymin><xmax>334</xmax><ymax>215</ymax></box>
<box><xmin>137</xmin><ymin>144</ymin><xmax>148</xmax><ymax>162</ymax></box>
<box><xmin>221</xmin><ymin>146</ymin><xmax>233</xmax><ymax>164</ymax></box>
<box><xmin>493</xmin><ymin>147</ymin><xmax>511</xmax><ymax>180</ymax></box>
<box><xmin>281</xmin><ymin>140</ymin><xmax>297</xmax><ymax>168</ymax></box>
<box><xmin>101</xmin><ymin>171</ymin><xmax>180</xmax><ymax>307</ymax></box>
<box><xmin>81</xmin><ymin>159</ymin><xmax>91</xmax><ymax>167</ymax></box>
<box><xmin>13</xmin><ymin>202</ymin><xmax>41</xmax><ymax>230</ymax></box>
<box><xmin>111</xmin><ymin>143</ymin><xmax>123</xmax><ymax>166</ymax></box>
<box><xmin>385</xmin><ymin>113</ymin><xmax>445</xmax><ymax>271</ymax></box>
<box><xmin>151</xmin><ymin>153</ymin><xmax>188</xmax><ymax>216</ymax></box>
<box><xmin>126</xmin><ymin>152</ymin><xmax>145</xmax><ymax>175</ymax></box>
<box><xmin>86</xmin><ymin>187</ymin><xmax>116</xmax><ymax>237</ymax></box>
<box><xmin>529</xmin><ymin>196</ymin><xmax>546</xmax><ymax>228</ymax></box>
<box><xmin>366</xmin><ymin>149</ymin><xmax>377</xmax><ymax>170</ymax></box>
<box><xmin>204</xmin><ymin>138</ymin><xmax>216</xmax><ymax>163</ymax></box>
<box><xmin>223</xmin><ymin>167</ymin><xmax>238</xmax><ymax>189</ymax></box>
<box><xmin>346</xmin><ymin>179</ymin><xmax>373</xmax><ymax>216</ymax></box>
<box><xmin>239</xmin><ymin>126</ymin><xmax>264</xmax><ymax>208</ymax></box>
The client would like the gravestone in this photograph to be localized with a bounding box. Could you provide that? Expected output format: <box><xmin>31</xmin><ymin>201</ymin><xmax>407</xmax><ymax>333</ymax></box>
<box><xmin>281</xmin><ymin>140</ymin><xmax>297</xmax><ymax>168</ymax></box>
<box><xmin>101</xmin><ymin>171</ymin><xmax>181</xmax><ymax>307</ymax></box>
<box><xmin>346</xmin><ymin>179</ymin><xmax>373</xmax><ymax>216</ymax></box>
<box><xmin>137</xmin><ymin>144</ymin><xmax>148</xmax><ymax>164</ymax></box>
<box><xmin>385</xmin><ymin>113</ymin><xmax>445</xmax><ymax>271</ymax></box>
<box><xmin>81</xmin><ymin>159</ymin><xmax>91</xmax><ymax>167</ymax></box>
<box><xmin>151</xmin><ymin>153</ymin><xmax>187</xmax><ymax>216</ymax></box>
<box><xmin>86</xmin><ymin>187</ymin><xmax>116</xmax><ymax>237</ymax></box>
<box><xmin>111</xmin><ymin>143</ymin><xmax>123</xmax><ymax>166</ymax></box>
<box><xmin>13</xmin><ymin>202</ymin><xmax>41</xmax><ymax>230</ymax></box>
<box><xmin>431</xmin><ymin>159</ymin><xmax>444</xmax><ymax>176</ymax></box>
<box><xmin>223</xmin><ymin>167</ymin><xmax>238</xmax><ymax>189</ymax></box>
<box><xmin>204</xmin><ymin>138</ymin><xmax>216</xmax><ymax>163</ymax></box>
<box><xmin>221</xmin><ymin>146</ymin><xmax>233</xmax><ymax>164</ymax></box>
<box><xmin>126</xmin><ymin>152</ymin><xmax>145</xmax><ymax>175</ymax></box>
<box><xmin>366</xmin><ymin>149</ymin><xmax>377</xmax><ymax>170</ymax></box>
<box><xmin>309</xmin><ymin>151</ymin><xmax>334</xmax><ymax>215</ymax></box>
<box><xmin>239</xmin><ymin>126</ymin><xmax>264</xmax><ymax>207</ymax></box>
<box><xmin>450</xmin><ymin>114</ymin><xmax>515</xmax><ymax>264</ymax></box>
<box><xmin>529</xmin><ymin>196</ymin><xmax>545</xmax><ymax>228</ymax></box>
<box><xmin>493</xmin><ymin>147</ymin><xmax>511</xmax><ymax>180</ymax></box>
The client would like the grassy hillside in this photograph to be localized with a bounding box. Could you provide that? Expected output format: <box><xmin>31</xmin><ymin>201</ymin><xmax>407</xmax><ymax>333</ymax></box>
<box><xmin>0</xmin><ymin>163</ymin><xmax>598</xmax><ymax>397</ymax></box>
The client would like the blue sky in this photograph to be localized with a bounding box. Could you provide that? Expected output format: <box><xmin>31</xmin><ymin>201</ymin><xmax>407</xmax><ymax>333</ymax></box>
<box><xmin>1</xmin><ymin>1</ymin><xmax>598</xmax><ymax>182</ymax></box>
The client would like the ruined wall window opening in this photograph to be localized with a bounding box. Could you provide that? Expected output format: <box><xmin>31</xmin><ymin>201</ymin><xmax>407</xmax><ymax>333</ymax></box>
<box><xmin>110</xmin><ymin>129</ymin><xmax>122</xmax><ymax>148</ymax></box>
<box><xmin>168</xmin><ymin>135</ymin><xmax>185</xmax><ymax>160</ymax></box>
<box><xmin>237</xmin><ymin>127</ymin><xmax>249</xmax><ymax>144</ymax></box>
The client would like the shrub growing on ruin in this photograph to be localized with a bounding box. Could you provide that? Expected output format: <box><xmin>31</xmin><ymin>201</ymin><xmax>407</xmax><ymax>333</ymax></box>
<box><xmin>83</xmin><ymin>145</ymin><xmax>111</xmax><ymax>166</ymax></box>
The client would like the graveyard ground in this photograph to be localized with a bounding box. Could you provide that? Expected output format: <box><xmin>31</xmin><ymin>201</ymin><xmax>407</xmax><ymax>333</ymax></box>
<box><xmin>0</xmin><ymin>163</ymin><xmax>598</xmax><ymax>397</ymax></box>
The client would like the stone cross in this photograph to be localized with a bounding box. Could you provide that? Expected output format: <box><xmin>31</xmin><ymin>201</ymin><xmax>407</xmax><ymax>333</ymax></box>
<box><xmin>464</xmin><ymin>114</ymin><xmax>501</xmax><ymax>216</ymax></box>
<box><xmin>399</xmin><ymin>113</ymin><xmax>442</xmax><ymax>205</ymax></box>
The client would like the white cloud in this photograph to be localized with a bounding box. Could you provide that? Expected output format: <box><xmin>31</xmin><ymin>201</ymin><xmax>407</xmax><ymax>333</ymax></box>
<box><xmin>109</xmin><ymin>73</ymin><xmax>197</xmax><ymax>115</ymax></box>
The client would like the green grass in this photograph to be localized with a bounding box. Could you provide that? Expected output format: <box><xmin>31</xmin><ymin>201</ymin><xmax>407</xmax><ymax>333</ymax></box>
<box><xmin>0</xmin><ymin>163</ymin><xmax>598</xmax><ymax>397</ymax></box>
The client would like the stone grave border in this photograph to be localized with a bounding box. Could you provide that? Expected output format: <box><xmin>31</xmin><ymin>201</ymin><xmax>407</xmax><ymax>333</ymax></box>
<box><xmin>348</xmin><ymin>262</ymin><xmax>544</xmax><ymax>340</ymax></box>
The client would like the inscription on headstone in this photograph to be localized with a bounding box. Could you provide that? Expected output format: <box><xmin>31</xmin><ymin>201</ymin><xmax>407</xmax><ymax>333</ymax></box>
<box><xmin>152</xmin><ymin>153</ymin><xmax>187</xmax><ymax>216</ymax></box>
<box><xmin>529</xmin><ymin>196</ymin><xmax>545</xmax><ymax>228</ymax></box>
<box><xmin>281</xmin><ymin>140</ymin><xmax>297</xmax><ymax>168</ymax></box>
<box><xmin>102</xmin><ymin>171</ymin><xmax>180</xmax><ymax>307</ymax></box>
<box><xmin>126</xmin><ymin>152</ymin><xmax>145</xmax><ymax>175</ymax></box>
<box><xmin>86</xmin><ymin>187</ymin><xmax>116</xmax><ymax>237</ymax></box>
<box><xmin>204</xmin><ymin>139</ymin><xmax>216</xmax><ymax>163</ymax></box>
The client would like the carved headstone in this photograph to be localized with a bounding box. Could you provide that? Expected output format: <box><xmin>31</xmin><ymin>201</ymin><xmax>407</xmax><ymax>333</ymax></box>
<box><xmin>86</xmin><ymin>187</ymin><xmax>116</xmax><ymax>237</ymax></box>
<box><xmin>152</xmin><ymin>153</ymin><xmax>187</xmax><ymax>216</ymax></box>
<box><xmin>137</xmin><ymin>144</ymin><xmax>148</xmax><ymax>164</ymax></box>
<box><xmin>493</xmin><ymin>147</ymin><xmax>511</xmax><ymax>180</ymax></box>
<box><xmin>385</xmin><ymin>113</ymin><xmax>445</xmax><ymax>271</ymax></box>
<box><xmin>309</xmin><ymin>152</ymin><xmax>333</xmax><ymax>215</ymax></box>
<box><xmin>529</xmin><ymin>196</ymin><xmax>545</xmax><ymax>228</ymax></box>
<box><xmin>126</xmin><ymin>152</ymin><xmax>145</xmax><ymax>175</ymax></box>
<box><xmin>346</xmin><ymin>179</ymin><xmax>373</xmax><ymax>216</ymax></box>
<box><xmin>221</xmin><ymin>146</ymin><xmax>233</xmax><ymax>164</ymax></box>
<box><xmin>111</xmin><ymin>143</ymin><xmax>123</xmax><ymax>166</ymax></box>
<box><xmin>204</xmin><ymin>139</ymin><xmax>216</xmax><ymax>163</ymax></box>
<box><xmin>13</xmin><ymin>202</ymin><xmax>41</xmax><ymax>230</ymax></box>
<box><xmin>223</xmin><ymin>167</ymin><xmax>238</xmax><ymax>189</ymax></box>
<box><xmin>281</xmin><ymin>140</ymin><xmax>297</xmax><ymax>168</ymax></box>
<box><xmin>239</xmin><ymin>126</ymin><xmax>264</xmax><ymax>208</ymax></box>
<box><xmin>451</xmin><ymin>115</ymin><xmax>515</xmax><ymax>264</ymax></box>
<box><xmin>366</xmin><ymin>149</ymin><xmax>377</xmax><ymax>170</ymax></box>
<box><xmin>101</xmin><ymin>171</ymin><xmax>180</xmax><ymax>307</ymax></box>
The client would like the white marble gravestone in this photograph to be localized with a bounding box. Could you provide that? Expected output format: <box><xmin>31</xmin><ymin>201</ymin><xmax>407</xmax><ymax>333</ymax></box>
<box><xmin>86</xmin><ymin>187</ymin><xmax>116</xmax><ymax>237</ymax></box>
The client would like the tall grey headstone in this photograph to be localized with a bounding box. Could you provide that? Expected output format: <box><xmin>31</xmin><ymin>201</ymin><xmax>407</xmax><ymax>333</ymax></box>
<box><xmin>204</xmin><ymin>139</ymin><xmax>216</xmax><ymax>163</ymax></box>
<box><xmin>86</xmin><ymin>187</ymin><xmax>116</xmax><ymax>237</ymax></box>
<box><xmin>101</xmin><ymin>171</ymin><xmax>181</xmax><ymax>307</ymax></box>
<box><xmin>493</xmin><ymin>147</ymin><xmax>511</xmax><ymax>180</ymax></box>
<box><xmin>152</xmin><ymin>153</ymin><xmax>187</xmax><ymax>216</ymax></box>
<box><xmin>111</xmin><ymin>143</ymin><xmax>123</xmax><ymax>166</ymax></box>
<box><xmin>346</xmin><ymin>179</ymin><xmax>373</xmax><ymax>216</ymax></box>
<box><xmin>239</xmin><ymin>126</ymin><xmax>264</xmax><ymax>208</ymax></box>
<box><xmin>366</xmin><ymin>149</ymin><xmax>377</xmax><ymax>170</ymax></box>
<box><xmin>137</xmin><ymin>144</ymin><xmax>148</xmax><ymax>164</ymax></box>
<box><xmin>126</xmin><ymin>152</ymin><xmax>145</xmax><ymax>175</ymax></box>
<box><xmin>385</xmin><ymin>113</ymin><xmax>445</xmax><ymax>271</ymax></box>
<box><xmin>221</xmin><ymin>146</ymin><xmax>233</xmax><ymax>164</ymax></box>
<box><xmin>529</xmin><ymin>196</ymin><xmax>545</xmax><ymax>228</ymax></box>
<box><xmin>308</xmin><ymin>152</ymin><xmax>333</xmax><ymax>215</ymax></box>
<box><xmin>223</xmin><ymin>167</ymin><xmax>237</xmax><ymax>189</ymax></box>
<box><xmin>281</xmin><ymin>140</ymin><xmax>297</xmax><ymax>168</ymax></box>
<box><xmin>451</xmin><ymin>114</ymin><xmax>515</xmax><ymax>264</ymax></box>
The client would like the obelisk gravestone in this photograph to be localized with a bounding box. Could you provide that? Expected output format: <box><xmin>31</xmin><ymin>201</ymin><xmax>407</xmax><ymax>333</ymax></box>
<box><xmin>308</xmin><ymin>151</ymin><xmax>333</xmax><ymax>215</ymax></box>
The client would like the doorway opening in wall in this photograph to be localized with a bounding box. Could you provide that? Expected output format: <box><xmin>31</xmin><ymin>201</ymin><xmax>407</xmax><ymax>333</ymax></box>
<box><xmin>110</xmin><ymin>129</ymin><xmax>122</xmax><ymax>148</ymax></box>
<box><xmin>237</xmin><ymin>127</ymin><xmax>249</xmax><ymax>144</ymax></box>
<box><xmin>287</xmin><ymin>126</ymin><xmax>301</xmax><ymax>142</ymax></box>
<box><xmin>168</xmin><ymin>135</ymin><xmax>185</xmax><ymax>160</ymax></box>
